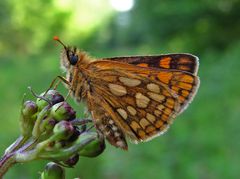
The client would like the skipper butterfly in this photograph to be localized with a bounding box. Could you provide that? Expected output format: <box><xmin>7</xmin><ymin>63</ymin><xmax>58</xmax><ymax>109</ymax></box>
<box><xmin>54</xmin><ymin>36</ymin><xmax>200</xmax><ymax>150</ymax></box>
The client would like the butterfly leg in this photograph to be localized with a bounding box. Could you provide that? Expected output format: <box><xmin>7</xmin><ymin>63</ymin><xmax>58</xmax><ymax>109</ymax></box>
<box><xmin>44</xmin><ymin>76</ymin><xmax>73</xmax><ymax>101</ymax></box>
<box><xmin>45</xmin><ymin>76</ymin><xmax>71</xmax><ymax>94</ymax></box>
<box><xmin>71</xmin><ymin>118</ymin><xmax>92</xmax><ymax>126</ymax></box>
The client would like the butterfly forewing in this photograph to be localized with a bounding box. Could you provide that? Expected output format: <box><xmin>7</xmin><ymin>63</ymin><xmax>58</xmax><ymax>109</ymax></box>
<box><xmin>103</xmin><ymin>53</ymin><xmax>199</xmax><ymax>75</ymax></box>
<box><xmin>85</xmin><ymin>58</ymin><xmax>199</xmax><ymax>148</ymax></box>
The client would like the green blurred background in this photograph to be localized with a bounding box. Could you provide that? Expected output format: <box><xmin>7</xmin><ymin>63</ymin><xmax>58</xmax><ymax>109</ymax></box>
<box><xmin>0</xmin><ymin>0</ymin><xmax>240</xmax><ymax>178</ymax></box>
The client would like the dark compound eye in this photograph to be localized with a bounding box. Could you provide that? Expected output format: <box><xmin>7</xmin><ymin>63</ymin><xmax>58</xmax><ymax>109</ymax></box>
<box><xmin>69</xmin><ymin>54</ymin><xmax>78</xmax><ymax>65</ymax></box>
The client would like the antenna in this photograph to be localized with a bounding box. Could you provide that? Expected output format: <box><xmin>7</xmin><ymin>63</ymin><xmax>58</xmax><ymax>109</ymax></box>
<box><xmin>53</xmin><ymin>36</ymin><xmax>67</xmax><ymax>49</ymax></box>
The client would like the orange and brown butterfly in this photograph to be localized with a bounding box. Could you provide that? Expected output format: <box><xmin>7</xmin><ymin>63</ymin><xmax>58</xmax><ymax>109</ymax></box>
<box><xmin>53</xmin><ymin>36</ymin><xmax>200</xmax><ymax>150</ymax></box>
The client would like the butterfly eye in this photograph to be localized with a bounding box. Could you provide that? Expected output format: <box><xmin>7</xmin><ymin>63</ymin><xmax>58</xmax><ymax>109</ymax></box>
<box><xmin>69</xmin><ymin>54</ymin><xmax>78</xmax><ymax>65</ymax></box>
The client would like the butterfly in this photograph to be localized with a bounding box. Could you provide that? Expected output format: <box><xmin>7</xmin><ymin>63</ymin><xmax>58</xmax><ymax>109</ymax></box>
<box><xmin>54</xmin><ymin>36</ymin><xmax>200</xmax><ymax>150</ymax></box>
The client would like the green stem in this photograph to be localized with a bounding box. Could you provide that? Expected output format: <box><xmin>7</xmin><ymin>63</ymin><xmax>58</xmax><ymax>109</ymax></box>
<box><xmin>32</xmin><ymin>105</ymin><xmax>51</xmax><ymax>138</ymax></box>
<box><xmin>0</xmin><ymin>153</ymin><xmax>16</xmax><ymax>178</ymax></box>
<box><xmin>4</xmin><ymin>136</ymin><xmax>31</xmax><ymax>155</ymax></box>
<box><xmin>15</xmin><ymin>140</ymin><xmax>49</xmax><ymax>163</ymax></box>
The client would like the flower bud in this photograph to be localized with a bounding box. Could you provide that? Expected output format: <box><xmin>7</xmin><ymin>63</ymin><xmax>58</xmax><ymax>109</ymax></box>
<box><xmin>50</xmin><ymin>102</ymin><xmax>76</xmax><ymax>121</ymax></box>
<box><xmin>22</xmin><ymin>100</ymin><xmax>38</xmax><ymax>117</ymax></box>
<box><xmin>41</xmin><ymin>118</ymin><xmax>57</xmax><ymax>133</ymax></box>
<box><xmin>79</xmin><ymin>134</ymin><xmax>105</xmax><ymax>157</ymax></box>
<box><xmin>47</xmin><ymin>118</ymin><xmax>57</xmax><ymax>128</ymax></box>
<box><xmin>36</xmin><ymin>90</ymin><xmax>64</xmax><ymax>110</ymax></box>
<box><xmin>63</xmin><ymin>154</ymin><xmax>79</xmax><ymax>167</ymax></box>
<box><xmin>53</xmin><ymin>121</ymin><xmax>74</xmax><ymax>140</ymax></box>
<box><xmin>40</xmin><ymin>162</ymin><xmax>65</xmax><ymax>179</ymax></box>
<box><xmin>20</xmin><ymin>100</ymin><xmax>38</xmax><ymax>137</ymax></box>
<box><xmin>68</xmin><ymin>126</ymin><xmax>81</xmax><ymax>142</ymax></box>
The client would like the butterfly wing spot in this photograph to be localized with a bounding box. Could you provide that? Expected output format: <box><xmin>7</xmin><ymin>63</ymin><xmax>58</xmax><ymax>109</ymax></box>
<box><xmin>108</xmin><ymin>83</ymin><xmax>127</xmax><ymax>96</ymax></box>
<box><xmin>145</xmin><ymin>126</ymin><xmax>156</xmax><ymax>133</ymax></box>
<box><xmin>135</xmin><ymin>93</ymin><xmax>150</xmax><ymax>108</ymax></box>
<box><xmin>158</xmin><ymin>72</ymin><xmax>173</xmax><ymax>84</ymax></box>
<box><xmin>156</xmin><ymin>104</ymin><xmax>165</xmax><ymax>111</ymax></box>
<box><xmin>114</xmin><ymin>132</ymin><xmax>121</xmax><ymax>137</ymax></box>
<box><xmin>155</xmin><ymin>120</ymin><xmax>164</xmax><ymax>128</ymax></box>
<box><xmin>147</xmin><ymin>92</ymin><xmax>165</xmax><ymax>102</ymax></box>
<box><xmin>139</xmin><ymin>118</ymin><xmax>150</xmax><ymax>129</ymax></box>
<box><xmin>130</xmin><ymin>121</ymin><xmax>141</xmax><ymax>132</ymax></box>
<box><xmin>127</xmin><ymin>105</ymin><xmax>137</xmax><ymax>116</ymax></box>
<box><xmin>147</xmin><ymin>83</ymin><xmax>161</xmax><ymax>93</ymax></box>
<box><xmin>159</xmin><ymin>57</ymin><xmax>171</xmax><ymax>68</ymax></box>
<box><xmin>176</xmin><ymin>82</ymin><xmax>193</xmax><ymax>91</ymax></box>
<box><xmin>180</xmin><ymin>90</ymin><xmax>190</xmax><ymax>97</ymax></box>
<box><xmin>164</xmin><ymin>108</ymin><xmax>172</xmax><ymax>115</ymax></box>
<box><xmin>137</xmin><ymin>63</ymin><xmax>149</xmax><ymax>67</ymax></box>
<box><xmin>178</xmin><ymin>65</ymin><xmax>192</xmax><ymax>72</ymax></box>
<box><xmin>154</xmin><ymin>110</ymin><xmax>162</xmax><ymax>117</ymax></box>
<box><xmin>165</xmin><ymin>98</ymin><xmax>175</xmax><ymax>109</ymax></box>
<box><xmin>109</xmin><ymin>120</ymin><xmax>114</xmax><ymax>125</ymax></box>
<box><xmin>138</xmin><ymin>130</ymin><xmax>147</xmax><ymax>139</ymax></box>
<box><xmin>117</xmin><ymin>108</ymin><xmax>128</xmax><ymax>120</ymax></box>
<box><xmin>119</xmin><ymin>77</ymin><xmax>141</xmax><ymax>87</ymax></box>
<box><xmin>112</xmin><ymin>125</ymin><xmax>118</xmax><ymax>131</ymax></box>
<box><xmin>161</xmin><ymin>114</ymin><xmax>169</xmax><ymax>121</ymax></box>
<box><xmin>116</xmin><ymin>141</ymin><xmax>127</xmax><ymax>148</ymax></box>
<box><xmin>146</xmin><ymin>113</ymin><xmax>156</xmax><ymax>123</ymax></box>
<box><xmin>97</xmin><ymin>119</ymin><xmax>128</xmax><ymax>149</ymax></box>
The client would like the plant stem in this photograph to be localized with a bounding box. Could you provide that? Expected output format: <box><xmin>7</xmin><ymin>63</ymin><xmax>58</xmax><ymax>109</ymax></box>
<box><xmin>4</xmin><ymin>136</ymin><xmax>28</xmax><ymax>154</ymax></box>
<box><xmin>0</xmin><ymin>153</ymin><xmax>16</xmax><ymax>178</ymax></box>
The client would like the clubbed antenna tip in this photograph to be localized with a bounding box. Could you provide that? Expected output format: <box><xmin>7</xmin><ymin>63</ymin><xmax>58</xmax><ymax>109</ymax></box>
<box><xmin>53</xmin><ymin>36</ymin><xmax>67</xmax><ymax>49</ymax></box>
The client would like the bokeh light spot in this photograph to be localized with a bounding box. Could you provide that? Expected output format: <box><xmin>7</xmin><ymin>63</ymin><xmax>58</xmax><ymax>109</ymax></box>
<box><xmin>110</xmin><ymin>0</ymin><xmax>134</xmax><ymax>12</ymax></box>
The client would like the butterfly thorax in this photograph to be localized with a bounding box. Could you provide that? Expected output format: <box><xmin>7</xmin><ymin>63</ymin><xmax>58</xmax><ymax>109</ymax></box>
<box><xmin>60</xmin><ymin>47</ymin><xmax>94</xmax><ymax>102</ymax></box>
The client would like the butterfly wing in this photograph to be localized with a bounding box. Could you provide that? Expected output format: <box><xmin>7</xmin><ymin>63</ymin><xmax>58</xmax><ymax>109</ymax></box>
<box><xmin>85</xmin><ymin>57</ymin><xmax>199</xmax><ymax>149</ymax></box>
<box><xmin>103</xmin><ymin>53</ymin><xmax>199</xmax><ymax>75</ymax></box>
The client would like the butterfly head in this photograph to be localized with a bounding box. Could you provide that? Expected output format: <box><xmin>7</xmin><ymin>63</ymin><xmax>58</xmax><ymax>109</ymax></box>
<box><xmin>54</xmin><ymin>36</ymin><xmax>80</xmax><ymax>71</ymax></box>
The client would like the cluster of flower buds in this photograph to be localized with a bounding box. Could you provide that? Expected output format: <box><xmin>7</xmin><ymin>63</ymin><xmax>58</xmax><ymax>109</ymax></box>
<box><xmin>4</xmin><ymin>89</ymin><xmax>105</xmax><ymax>170</ymax></box>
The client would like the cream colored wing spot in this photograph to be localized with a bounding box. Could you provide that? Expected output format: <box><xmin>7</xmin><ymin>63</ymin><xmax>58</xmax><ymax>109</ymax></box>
<box><xmin>130</xmin><ymin>121</ymin><xmax>141</xmax><ymax>132</ymax></box>
<box><xmin>157</xmin><ymin>104</ymin><xmax>165</xmax><ymax>111</ymax></box>
<box><xmin>147</xmin><ymin>92</ymin><xmax>165</xmax><ymax>102</ymax></box>
<box><xmin>135</xmin><ymin>93</ymin><xmax>150</xmax><ymax>108</ymax></box>
<box><xmin>139</xmin><ymin>118</ymin><xmax>150</xmax><ymax>129</ymax></box>
<box><xmin>119</xmin><ymin>77</ymin><xmax>141</xmax><ymax>87</ymax></box>
<box><xmin>108</xmin><ymin>83</ymin><xmax>127</xmax><ymax>96</ymax></box>
<box><xmin>114</xmin><ymin>132</ymin><xmax>121</xmax><ymax>137</ymax></box>
<box><xmin>147</xmin><ymin>83</ymin><xmax>160</xmax><ymax>93</ymax></box>
<box><xmin>117</xmin><ymin>108</ymin><xmax>128</xmax><ymax>120</ymax></box>
<box><xmin>164</xmin><ymin>108</ymin><xmax>172</xmax><ymax>115</ymax></box>
<box><xmin>127</xmin><ymin>106</ymin><xmax>137</xmax><ymax>116</ymax></box>
<box><xmin>146</xmin><ymin>113</ymin><xmax>156</xmax><ymax>123</ymax></box>
<box><xmin>165</xmin><ymin>98</ymin><xmax>175</xmax><ymax>109</ymax></box>
<box><xmin>109</xmin><ymin>120</ymin><xmax>114</xmax><ymax>125</ymax></box>
<box><xmin>154</xmin><ymin>110</ymin><xmax>162</xmax><ymax>117</ymax></box>
<box><xmin>112</xmin><ymin>125</ymin><xmax>118</xmax><ymax>131</ymax></box>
